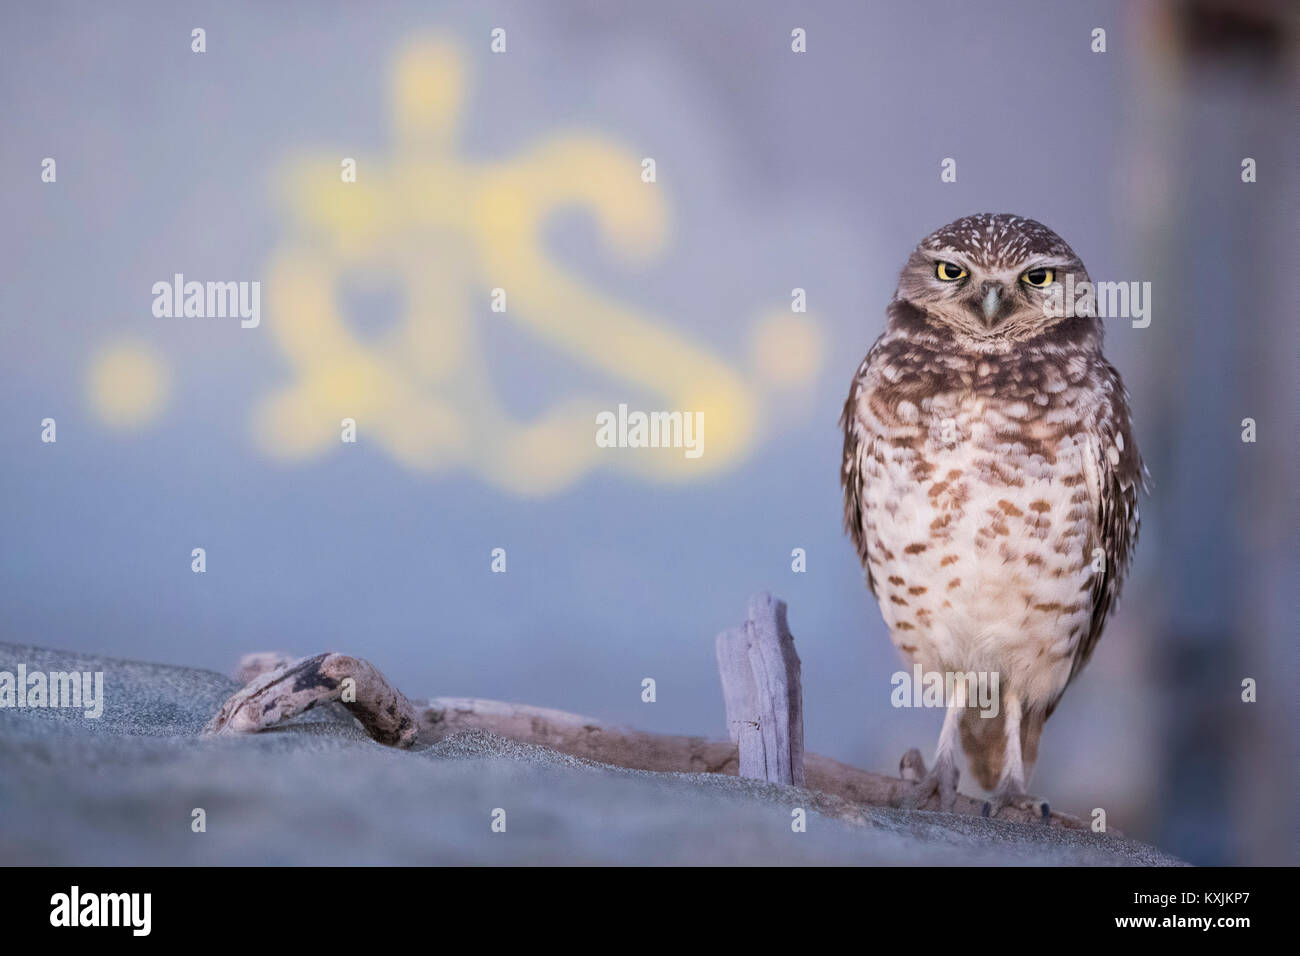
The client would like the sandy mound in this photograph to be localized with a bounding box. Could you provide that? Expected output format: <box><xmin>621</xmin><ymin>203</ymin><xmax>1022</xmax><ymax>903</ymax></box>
<box><xmin>0</xmin><ymin>642</ymin><xmax>1182</xmax><ymax>865</ymax></box>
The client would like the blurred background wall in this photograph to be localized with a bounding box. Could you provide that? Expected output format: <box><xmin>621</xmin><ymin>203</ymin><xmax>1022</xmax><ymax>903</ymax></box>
<box><xmin>0</xmin><ymin>0</ymin><xmax>1294</xmax><ymax>864</ymax></box>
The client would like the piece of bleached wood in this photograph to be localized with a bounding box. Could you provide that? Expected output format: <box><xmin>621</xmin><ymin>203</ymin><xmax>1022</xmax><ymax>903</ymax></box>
<box><xmin>716</xmin><ymin>623</ymin><xmax>763</xmax><ymax>776</ymax></box>
<box><xmin>235</xmin><ymin>651</ymin><xmax>295</xmax><ymax>684</ymax></box>
<box><xmin>423</xmin><ymin>697</ymin><xmax>739</xmax><ymax>773</ymax></box>
<box><xmin>203</xmin><ymin>652</ymin><xmax>419</xmax><ymax>747</ymax></box>
<box><xmin>716</xmin><ymin>592</ymin><xmax>805</xmax><ymax>787</ymax></box>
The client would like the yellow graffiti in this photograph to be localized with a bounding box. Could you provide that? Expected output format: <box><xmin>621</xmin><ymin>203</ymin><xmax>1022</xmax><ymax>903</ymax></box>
<box><xmin>255</xmin><ymin>35</ymin><xmax>820</xmax><ymax>495</ymax></box>
<box><xmin>87</xmin><ymin>342</ymin><xmax>170</xmax><ymax>429</ymax></box>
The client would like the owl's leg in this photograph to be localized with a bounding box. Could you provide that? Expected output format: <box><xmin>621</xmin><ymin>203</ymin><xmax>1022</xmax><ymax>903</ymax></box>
<box><xmin>981</xmin><ymin>692</ymin><xmax>1050</xmax><ymax>822</ymax></box>
<box><xmin>899</xmin><ymin>691</ymin><xmax>963</xmax><ymax>811</ymax></box>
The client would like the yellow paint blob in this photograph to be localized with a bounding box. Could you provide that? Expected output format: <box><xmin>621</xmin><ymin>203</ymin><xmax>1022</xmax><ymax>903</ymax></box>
<box><xmin>87</xmin><ymin>343</ymin><xmax>170</xmax><ymax>428</ymax></box>
<box><xmin>751</xmin><ymin>312</ymin><xmax>823</xmax><ymax>388</ymax></box>
<box><xmin>255</xmin><ymin>35</ymin><xmax>824</xmax><ymax>494</ymax></box>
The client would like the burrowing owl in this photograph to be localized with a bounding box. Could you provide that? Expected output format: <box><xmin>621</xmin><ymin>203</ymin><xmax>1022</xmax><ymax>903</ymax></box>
<box><xmin>840</xmin><ymin>213</ymin><xmax>1143</xmax><ymax>818</ymax></box>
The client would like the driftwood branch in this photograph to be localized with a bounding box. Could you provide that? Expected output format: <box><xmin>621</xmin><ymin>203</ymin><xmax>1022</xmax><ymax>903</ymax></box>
<box><xmin>203</xmin><ymin>600</ymin><xmax>1094</xmax><ymax>832</ymax></box>
<box><xmin>418</xmin><ymin>698</ymin><xmax>1086</xmax><ymax>828</ymax></box>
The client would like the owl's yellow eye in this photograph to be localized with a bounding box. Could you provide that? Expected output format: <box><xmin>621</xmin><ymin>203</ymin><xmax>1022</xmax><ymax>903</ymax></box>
<box><xmin>935</xmin><ymin>261</ymin><xmax>967</xmax><ymax>281</ymax></box>
<box><xmin>1021</xmin><ymin>267</ymin><xmax>1054</xmax><ymax>287</ymax></box>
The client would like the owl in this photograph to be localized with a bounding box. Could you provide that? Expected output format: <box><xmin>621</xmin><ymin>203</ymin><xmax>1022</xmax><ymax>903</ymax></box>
<box><xmin>840</xmin><ymin>213</ymin><xmax>1144</xmax><ymax>818</ymax></box>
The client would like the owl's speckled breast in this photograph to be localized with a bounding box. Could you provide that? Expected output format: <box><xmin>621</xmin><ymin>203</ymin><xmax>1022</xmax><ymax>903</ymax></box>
<box><xmin>858</xmin><ymin>390</ymin><xmax>1096</xmax><ymax>706</ymax></box>
<box><xmin>842</xmin><ymin>329</ymin><xmax>1117</xmax><ymax>710</ymax></box>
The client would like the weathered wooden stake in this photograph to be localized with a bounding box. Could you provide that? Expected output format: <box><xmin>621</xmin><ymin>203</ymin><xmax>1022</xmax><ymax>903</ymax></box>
<box><xmin>716</xmin><ymin>592</ymin><xmax>805</xmax><ymax>787</ymax></box>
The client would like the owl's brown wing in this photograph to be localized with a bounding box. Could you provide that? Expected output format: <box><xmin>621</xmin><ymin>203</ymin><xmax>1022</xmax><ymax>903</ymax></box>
<box><xmin>839</xmin><ymin>352</ymin><xmax>881</xmax><ymax>599</ymax></box>
<box><xmin>1053</xmin><ymin>360</ymin><xmax>1145</xmax><ymax>713</ymax></box>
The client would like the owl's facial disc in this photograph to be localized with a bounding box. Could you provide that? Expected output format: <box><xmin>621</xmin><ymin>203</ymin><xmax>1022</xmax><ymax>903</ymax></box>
<box><xmin>897</xmin><ymin>248</ymin><xmax>1087</xmax><ymax>345</ymax></box>
<box><xmin>895</xmin><ymin>213</ymin><xmax>1095</xmax><ymax>348</ymax></box>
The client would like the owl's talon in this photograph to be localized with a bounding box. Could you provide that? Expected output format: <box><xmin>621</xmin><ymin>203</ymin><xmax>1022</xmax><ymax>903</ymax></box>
<box><xmin>899</xmin><ymin>754</ymin><xmax>958</xmax><ymax>812</ymax></box>
<box><xmin>898</xmin><ymin>747</ymin><xmax>927</xmax><ymax>783</ymax></box>
<box><xmin>983</xmin><ymin>788</ymin><xmax>1051</xmax><ymax>823</ymax></box>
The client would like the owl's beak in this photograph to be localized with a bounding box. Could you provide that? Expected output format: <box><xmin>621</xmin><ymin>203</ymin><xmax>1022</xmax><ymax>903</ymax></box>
<box><xmin>979</xmin><ymin>283</ymin><xmax>1002</xmax><ymax>325</ymax></box>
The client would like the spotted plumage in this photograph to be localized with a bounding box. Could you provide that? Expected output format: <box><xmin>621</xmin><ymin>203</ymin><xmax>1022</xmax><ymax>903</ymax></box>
<box><xmin>841</xmin><ymin>213</ymin><xmax>1144</xmax><ymax>816</ymax></box>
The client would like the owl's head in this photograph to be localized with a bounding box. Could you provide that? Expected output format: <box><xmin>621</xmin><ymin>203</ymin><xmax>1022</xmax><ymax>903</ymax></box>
<box><xmin>894</xmin><ymin>213</ymin><xmax>1094</xmax><ymax>347</ymax></box>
